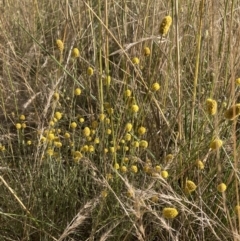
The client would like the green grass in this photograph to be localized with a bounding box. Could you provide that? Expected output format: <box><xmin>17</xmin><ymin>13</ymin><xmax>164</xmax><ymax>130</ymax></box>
<box><xmin>0</xmin><ymin>0</ymin><xmax>240</xmax><ymax>240</ymax></box>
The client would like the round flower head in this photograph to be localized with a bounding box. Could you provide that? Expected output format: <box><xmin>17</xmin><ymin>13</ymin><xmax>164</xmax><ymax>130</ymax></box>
<box><xmin>19</xmin><ymin>115</ymin><xmax>25</xmax><ymax>121</ymax></box>
<box><xmin>124</xmin><ymin>133</ymin><xmax>131</xmax><ymax>141</ymax></box>
<box><xmin>217</xmin><ymin>183</ymin><xmax>227</xmax><ymax>193</ymax></box>
<box><xmin>138</xmin><ymin>126</ymin><xmax>146</xmax><ymax>135</ymax></box>
<box><xmin>132</xmin><ymin>57</ymin><xmax>140</xmax><ymax>65</ymax></box>
<box><xmin>121</xmin><ymin>166</ymin><xmax>127</xmax><ymax>173</ymax></box>
<box><xmin>196</xmin><ymin>160</ymin><xmax>204</xmax><ymax>170</ymax></box>
<box><xmin>210</xmin><ymin>138</ymin><xmax>223</xmax><ymax>150</ymax></box>
<box><xmin>139</xmin><ymin>140</ymin><xmax>148</xmax><ymax>148</ymax></box>
<box><xmin>74</xmin><ymin>88</ymin><xmax>81</xmax><ymax>96</ymax></box>
<box><xmin>125</xmin><ymin>123</ymin><xmax>133</xmax><ymax>132</ymax></box>
<box><xmin>236</xmin><ymin>78</ymin><xmax>240</xmax><ymax>86</ymax></box>
<box><xmin>99</xmin><ymin>113</ymin><xmax>105</xmax><ymax>121</ymax></box>
<box><xmin>64</xmin><ymin>132</ymin><xmax>70</xmax><ymax>139</ymax></box>
<box><xmin>159</xmin><ymin>15</ymin><xmax>172</xmax><ymax>36</ymax></box>
<box><xmin>70</xmin><ymin>122</ymin><xmax>77</xmax><ymax>129</ymax></box>
<box><xmin>56</xmin><ymin>39</ymin><xmax>64</xmax><ymax>53</ymax></box>
<box><xmin>224</xmin><ymin>104</ymin><xmax>240</xmax><ymax>120</ymax></box>
<box><xmin>143</xmin><ymin>47</ymin><xmax>151</xmax><ymax>56</ymax></box>
<box><xmin>155</xmin><ymin>165</ymin><xmax>161</xmax><ymax>173</ymax></box>
<box><xmin>54</xmin><ymin>111</ymin><xmax>62</xmax><ymax>120</ymax></box>
<box><xmin>131</xmin><ymin>165</ymin><xmax>138</xmax><ymax>173</ymax></box>
<box><xmin>114</xmin><ymin>163</ymin><xmax>119</xmax><ymax>170</ymax></box>
<box><xmin>151</xmin><ymin>82</ymin><xmax>160</xmax><ymax>92</ymax></box>
<box><xmin>162</xmin><ymin>207</ymin><xmax>178</xmax><ymax>219</ymax></box>
<box><xmin>166</xmin><ymin>154</ymin><xmax>174</xmax><ymax>162</ymax></box>
<box><xmin>131</xmin><ymin>104</ymin><xmax>139</xmax><ymax>113</ymax></box>
<box><xmin>161</xmin><ymin>170</ymin><xmax>169</xmax><ymax>179</ymax></box>
<box><xmin>16</xmin><ymin>123</ymin><xmax>21</xmax><ymax>130</ymax></box>
<box><xmin>72</xmin><ymin>48</ymin><xmax>80</xmax><ymax>58</ymax></box>
<box><xmin>184</xmin><ymin>180</ymin><xmax>197</xmax><ymax>194</ymax></box>
<box><xmin>235</xmin><ymin>205</ymin><xmax>240</xmax><ymax>215</ymax></box>
<box><xmin>87</xmin><ymin>67</ymin><xmax>94</xmax><ymax>76</ymax></box>
<box><xmin>83</xmin><ymin>127</ymin><xmax>91</xmax><ymax>137</ymax></box>
<box><xmin>53</xmin><ymin>92</ymin><xmax>60</xmax><ymax>101</ymax></box>
<box><xmin>206</xmin><ymin>98</ymin><xmax>217</xmax><ymax>115</ymax></box>
<box><xmin>125</xmin><ymin>89</ymin><xmax>132</xmax><ymax>97</ymax></box>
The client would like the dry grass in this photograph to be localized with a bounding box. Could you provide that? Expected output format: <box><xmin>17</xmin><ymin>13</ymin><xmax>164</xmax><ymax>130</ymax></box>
<box><xmin>0</xmin><ymin>0</ymin><xmax>240</xmax><ymax>240</ymax></box>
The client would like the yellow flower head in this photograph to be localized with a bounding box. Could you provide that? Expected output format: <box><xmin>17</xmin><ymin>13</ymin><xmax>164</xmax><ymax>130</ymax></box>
<box><xmin>166</xmin><ymin>154</ymin><xmax>174</xmax><ymax>162</ymax></box>
<box><xmin>143</xmin><ymin>47</ymin><xmax>151</xmax><ymax>56</ymax></box>
<box><xmin>131</xmin><ymin>165</ymin><xmax>138</xmax><ymax>173</ymax></box>
<box><xmin>132</xmin><ymin>141</ymin><xmax>139</xmax><ymax>148</ymax></box>
<box><xmin>16</xmin><ymin>123</ymin><xmax>22</xmax><ymax>130</ymax></box>
<box><xmin>236</xmin><ymin>78</ymin><xmax>240</xmax><ymax>86</ymax></box>
<box><xmin>72</xmin><ymin>48</ymin><xmax>80</xmax><ymax>58</ymax></box>
<box><xmin>83</xmin><ymin>127</ymin><xmax>91</xmax><ymax>137</ymax></box>
<box><xmin>131</xmin><ymin>104</ymin><xmax>139</xmax><ymax>113</ymax></box>
<box><xmin>132</xmin><ymin>57</ymin><xmax>140</xmax><ymax>65</ymax></box>
<box><xmin>87</xmin><ymin>67</ymin><xmax>94</xmax><ymax>76</ymax></box>
<box><xmin>99</xmin><ymin>113</ymin><xmax>105</xmax><ymax>121</ymax></box>
<box><xmin>184</xmin><ymin>180</ymin><xmax>197</xmax><ymax>194</ymax></box>
<box><xmin>210</xmin><ymin>138</ymin><xmax>223</xmax><ymax>150</ymax></box>
<box><xmin>121</xmin><ymin>166</ymin><xmax>127</xmax><ymax>173</ymax></box>
<box><xmin>217</xmin><ymin>183</ymin><xmax>227</xmax><ymax>193</ymax></box>
<box><xmin>70</xmin><ymin>122</ymin><xmax>77</xmax><ymax>129</ymax></box>
<box><xmin>151</xmin><ymin>82</ymin><xmax>160</xmax><ymax>92</ymax></box>
<box><xmin>125</xmin><ymin>89</ymin><xmax>132</xmax><ymax>97</ymax></box>
<box><xmin>54</xmin><ymin>111</ymin><xmax>62</xmax><ymax>120</ymax></box>
<box><xmin>224</xmin><ymin>104</ymin><xmax>240</xmax><ymax>120</ymax></box>
<box><xmin>235</xmin><ymin>205</ymin><xmax>240</xmax><ymax>215</ymax></box>
<box><xmin>64</xmin><ymin>132</ymin><xmax>71</xmax><ymax>139</ymax></box>
<box><xmin>124</xmin><ymin>133</ymin><xmax>131</xmax><ymax>141</ymax></box>
<box><xmin>53</xmin><ymin>92</ymin><xmax>60</xmax><ymax>101</ymax></box>
<box><xmin>138</xmin><ymin>126</ymin><xmax>146</xmax><ymax>135</ymax></box>
<box><xmin>155</xmin><ymin>165</ymin><xmax>161</xmax><ymax>173</ymax></box>
<box><xmin>27</xmin><ymin>140</ymin><xmax>32</xmax><ymax>145</ymax></box>
<box><xmin>139</xmin><ymin>140</ymin><xmax>148</xmax><ymax>148</ymax></box>
<box><xmin>196</xmin><ymin>160</ymin><xmax>204</xmax><ymax>170</ymax></box>
<box><xmin>161</xmin><ymin>170</ymin><xmax>169</xmax><ymax>179</ymax></box>
<box><xmin>125</xmin><ymin>123</ymin><xmax>133</xmax><ymax>132</ymax></box>
<box><xmin>206</xmin><ymin>98</ymin><xmax>217</xmax><ymax>115</ymax></box>
<box><xmin>19</xmin><ymin>115</ymin><xmax>25</xmax><ymax>121</ymax></box>
<box><xmin>74</xmin><ymin>88</ymin><xmax>81</xmax><ymax>96</ymax></box>
<box><xmin>56</xmin><ymin>39</ymin><xmax>64</xmax><ymax>53</ymax></box>
<box><xmin>159</xmin><ymin>15</ymin><xmax>172</xmax><ymax>35</ymax></box>
<box><xmin>114</xmin><ymin>163</ymin><xmax>120</xmax><ymax>170</ymax></box>
<box><xmin>162</xmin><ymin>207</ymin><xmax>178</xmax><ymax>219</ymax></box>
